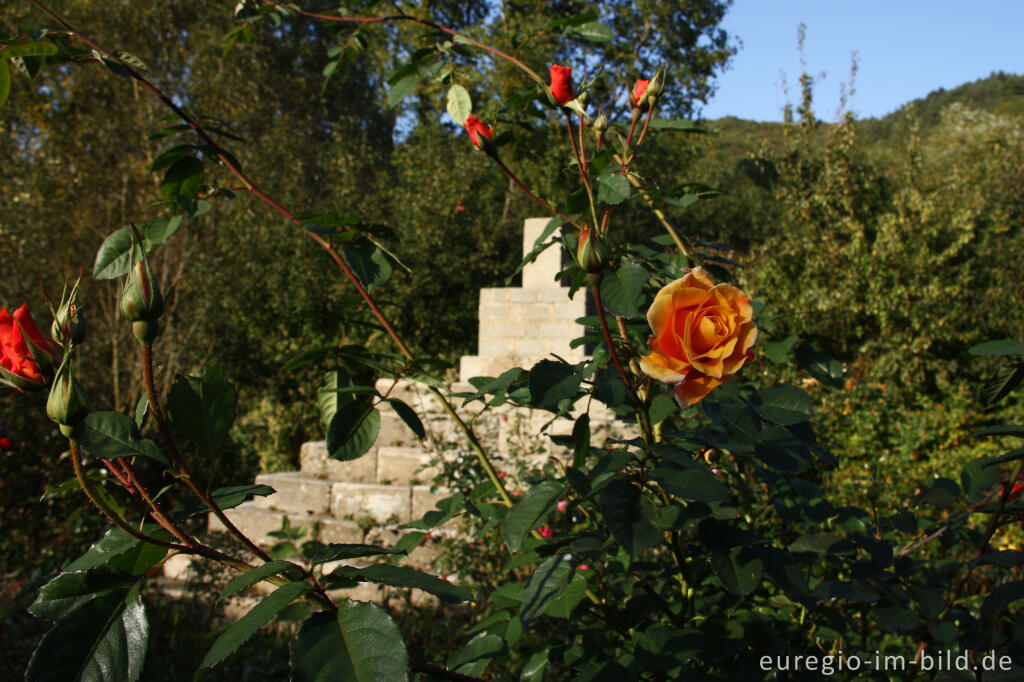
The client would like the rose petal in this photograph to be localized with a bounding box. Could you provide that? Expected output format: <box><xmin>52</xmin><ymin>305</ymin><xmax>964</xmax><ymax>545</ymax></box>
<box><xmin>672</xmin><ymin>372</ymin><xmax>725</xmax><ymax>408</ymax></box>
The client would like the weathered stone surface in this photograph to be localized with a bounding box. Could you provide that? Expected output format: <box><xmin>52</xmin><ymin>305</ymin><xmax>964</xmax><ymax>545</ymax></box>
<box><xmin>252</xmin><ymin>472</ymin><xmax>332</xmax><ymax>515</ymax></box>
<box><xmin>316</xmin><ymin>517</ymin><xmax>364</xmax><ymax>545</ymax></box>
<box><xmin>377</xmin><ymin>446</ymin><xmax>438</xmax><ymax>485</ymax></box>
<box><xmin>331</xmin><ymin>482</ymin><xmax>412</xmax><ymax>524</ymax></box>
<box><xmin>299</xmin><ymin>440</ymin><xmax>377</xmax><ymax>482</ymax></box>
<box><xmin>207</xmin><ymin>503</ymin><xmax>290</xmax><ymax>546</ymax></box>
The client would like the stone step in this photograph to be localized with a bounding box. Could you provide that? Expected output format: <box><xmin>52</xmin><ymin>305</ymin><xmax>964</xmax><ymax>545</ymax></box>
<box><xmin>299</xmin><ymin>440</ymin><xmax>377</xmax><ymax>482</ymax></box>
<box><xmin>329</xmin><ymin>482</ymin><xmax>449</xmax><ymax>525</ymax></box>
<box><xmin>205</xmin><ymin>502</ymin><xmax>449</xmax><ymax>567</ymax></box>
<box><xmin>377</xmin><ymin>446</ymin><xmax>438</xmax><ymax>486</ymax></box>
<box><xmin>252</xmin><ymin>472</ymin><xmax>332</xmax><ymax>515</ymax></box>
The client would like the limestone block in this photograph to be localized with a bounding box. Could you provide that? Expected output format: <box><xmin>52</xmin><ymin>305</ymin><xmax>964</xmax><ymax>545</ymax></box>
<box><xmin>252</xmin><ymin>472</ymin><xmax>332</xmax><ymax>515</ymax></box>
<box><xmin>377</xmin><ymin>411</ymin><xmax>420</xmax><ymax>448</ymax></box>
<box><xmin>411</xmin><ymin>485</ymin><xmax>452</xmax><ymax>521</ymax></box>
<box><xmin>491</xmin><ymin>321</ymin><xmax>528</xmax><ymax>339</ymax></box>
<box><xmin>555</xmin><ymin>303</ymin><xmax>586</xmax><ymax>320</ymax></box>
<box><xmin>478</xmin><ymin>304</ymin><xmax>507</xmax><ymax>321</ymax></box>
<box><xmin>522</xmin><ymin>217</ymin><xmax>561</xmax><ymax>288</ymax></box>
<box><xmin>316</xmin><ymin>517</ymin><xmax>364</xmax><ymax>545</ymax></box>
<box><xmin>299</xmin><ymin>440</ymin><xmax>377</xmax><ymax>482</ymax></box>
<box><xmin>478</xmin><ymin>338</ymin><xmax>513</xmax><ymax>356</ymax></box>
<box><xmin>540</xmin><ymin>322</ymin><xmax>572</xmax><ymax>339</ymax></box>
<box><xmin>331</xmin><ymin>482</ymin><xmax>412</xmax><ymax>524</ymax></box>
<box><xmin>377</xmin><ymin>446</ymin><xmax>438</xmax><ymax>485</ymax></box>
<box><xmin>207</xmin><ymin>503</ymin><xmax>289</xmax><ymax>546</ymax></box>
<box><xmin>522</xmin><ymin>304</ymin><xmax>555</xmax><ymax>321</ymax></box>
<box><xmin>508</xmin><ymin>288</ymin><xmax>540</xmax><ymax>303</ymax></box>
<box><xmin>540</xmin><ymin>287</ymin><xmax>573</xmax><ymax>303</ymax></box>
<box><xmin>514</xmin><ymin>339</ymin><xmax>547</xmax><ymax>356</ymax></box>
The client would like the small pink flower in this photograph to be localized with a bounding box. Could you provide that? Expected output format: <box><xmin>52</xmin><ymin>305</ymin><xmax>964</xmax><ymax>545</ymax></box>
<box><xmin>578</xmin><ymin>564</ymin><xmax>590</xmax><ymax>570</ymax></box>
<box><xmin>498</xmin><ymin>472</ymin><xmax>507</xmax><ymax>479</ymax></box>
<box><xmin>538</xmin><ymin>526</ymin><xmax>553</xmax><ymax>538</ymax></box>
<box><xmin>557</xmin><ymin>500</ymin><xmax>568</xmax><ymax>512</ymax></box>
<box><xmin>512</xmin><ymin>491</ymin><xmax>520</xmax><ymax>497</ymax></box>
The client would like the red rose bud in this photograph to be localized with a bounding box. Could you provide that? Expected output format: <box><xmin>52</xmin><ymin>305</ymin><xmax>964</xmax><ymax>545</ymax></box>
<box><xmin>46</xmin><ymin>356</ymin><xmax>89</xmax><ymax>439</ymax></box>
<box><xmin>629</xmin><ymin>79</ymin><xmax>651</xmax><ymax>110</ymax></box>
<box><xmin>51</xmin><ymin>277</ymin><xmax>86</xmax><ymax>347</ymax></box>
<box><xmin>121</xmin><ymin>257</ymin><xmax>164</xmax><ymax>345</ymax></box>
<box><xmin>464</xmin><ymin>115</ymin><xmax>495</xmax><ymax>154</ymax></box>
<box><xmin>0</xmin><ymin>304</ymin><xmax>59</xmax><ymax>391</ymax></box>
<box><xmin>549</xmin><ymin>64</ymin><xmax>574</xmax><ymax>106</ymax></box>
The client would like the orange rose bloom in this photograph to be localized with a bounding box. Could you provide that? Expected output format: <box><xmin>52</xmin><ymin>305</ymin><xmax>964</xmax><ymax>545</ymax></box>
<box><xmin>639</xmin><ymin>267</ymin><xmax>757</xmax><ymax>407</ymax></box>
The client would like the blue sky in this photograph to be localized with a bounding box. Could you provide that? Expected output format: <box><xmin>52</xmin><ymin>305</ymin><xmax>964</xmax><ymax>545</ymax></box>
<box><xmin>701</xmin><ymin>1</ymin><xmax>1024</xmax><ymax>122</ymax></box>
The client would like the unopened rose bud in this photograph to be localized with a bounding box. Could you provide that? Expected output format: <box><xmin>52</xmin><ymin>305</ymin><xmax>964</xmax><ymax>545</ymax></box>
<box><xmin>591</xmin><ymin>113</ymin><xmax>608</xmax><ymax>142</ymax></box>
<box><xmin>629</xmin><ymin>78</ymin><xmax>651</xmax><ymax>112</ymax></box>
<box><xmin>51</xmin><ymin>278</ymin><xmax>86</xmax><ymax>347</ymax></box>
<box><xmin>549</xmin><ymin>64</ymin><xmax>574</xmax><ymax>106</ymax></box>
<box><xmin>576</xmin><ymin>225</ymin><xmax>606</xmax><ymax>274</ymax></box>
<box><xmin>121</xmin><ymin>256</ymin><xmax>163</xmax><ymax>344</ymax></box>
<box><xmin>47</xmin><ymin>357</ymin><xmax>89</xmax><ymax>439</ymax></box>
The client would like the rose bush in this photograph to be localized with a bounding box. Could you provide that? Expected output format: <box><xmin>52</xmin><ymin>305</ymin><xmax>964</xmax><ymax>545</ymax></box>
<box><xmin>0</xmin><ymin>305</ymin><xmax>57</xmax><ymax>391</ymax></box>
<box><xmin>640</xmin><ymin>266</ymin><xmax>758</xmax><ymax>406</ymax></box>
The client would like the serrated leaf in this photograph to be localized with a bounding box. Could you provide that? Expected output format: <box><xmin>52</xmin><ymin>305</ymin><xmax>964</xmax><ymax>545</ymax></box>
<box><xmin>980</xmin><ymin>361</ymin><xmax>1024</xmax><ymax>406</ymax></box>
<box><xmin>599</xmin><ymin>261</ymin><xmax>649</xmax><ymax>318</ymax></box>
<box><xmin>519</xmin><ymin>554</ymin><xmax>575</xmax><ymax>626</ymax></box>
<box><xmin>387</xmin><ymin>73</ymin><xmax>420</xmax><ymax>108</ymax></box>
<box><xmin>501</xmin><ymin>480</ymin><xmax>564</xmax><ymax>553</ymax></box>
<box><xmin>961</xmin><ymin>456</ymin><xmax>1000</xmax><ymax>503</ymax></box>
<box><xmin>311</xmin><ymin>544</ymin><xmax>406</xmax><ymax>565</ymax></box>
<box><xmin>3</xmin><ymin>40</ymin><xmax>59</xmax><ymax>59</ymax></box>
<box><xmin>290</xmin><ymin>603</ymin><xmax>408</xmax><ymax>682</ymax></box>
<box><xmin>92</xmin><ymin>217</ymin><xmax>187</xmax><ymax>280</ymax></box>
<box><xmin>599</xmin><ymin>479</ymin><xmax>662</xmax><ymax>557</ymax></box>
<box><xmin>448</xmin><ymin>632</ymin><xmax>506</xmax><ymax>673</ymax></box>
<box><xmin>711</xmin><ymin>548</ymin><xmax>763</xmax><ymax>596</ymax></box>
<box><xmin>326</xmin><ymin>401</ymin><xmax>380</xmax><ymax>461</ymax></box>
<box><xmin>386</xmin><ymin>398</ymin><xmax>425</xmax><ymax>439</ymax></box>
<box><xmin>969</xmin><ymin>339</ymin><xmax>1024</xmax><ymax>356</ymax></box>
<box><xmin>327</xmin><ymin>564</ymin><xmax>471</xmax><ymax>603</ymax></box>
<box><xmin>160</xmin><ymin>156</ymin><xmax>204</xmax><ymax>204</ymax></box>
<box><xmin>753</xmin><ymin>385</ymin><xmax>814</xmax><ymax>425</ymax></box>
<box><xmin>65</xmin><ymin>527</ymin><xmax>168</xmax><ymax>574</ymax></box>
<box><xmin>220</xmin><ymin>561</ymin><xmax>301</xmax><ymax>600</ymax></box>
<box><xmin>652</xmin><ymin>466</ymin><xmax>730</xmax><ymax>503</ymax></box>
<box><xmin>572</xmin><ymin>22</ymin><xmax>613</xmax><ymax>43</ymax></box>
<box><xmin>81</xmin><ymin>411</ymin><xmax>167</xmax><ymax>464</ymax></box>
<box><xmin>29</xmin><ymin>569</ymin><xmax>137</xmax><ymax>622</ymax></box>
<box><xmin>197</xmin><ymin>581</ymin><xmax>309</xmax><ymax>676</ymax></box>
<box><xmin>528</xmin><ymin>359</ymin><xmax>581</xmax><ymax>410</ymax></box>
<box><xmin>342</xmin><ymin>240</ymin><xmax>392</xmax><ymax>288</ymax></box>
<box><xmin>167</xmin><ymin>367</ymin><xmax>235</xmax><ymax>460</ymax></box>
<box><xmin>596</xmin><ymin>172</ymin><xmax>630</xmax><ymax>205</ymax></box>
<box><xmin>26</xmin><ymin>587</ymin><xmax>148</xmax><ymax>682</ymax></box>
<box><xmin>446</xmin><ymin>84</ymin><xmax>472</xmax><ymax>125</ymax></box>
<box><xmin>150</xmin><ymin>144</ymin><xmax>196</xmax><ymax>172</ymax></box>
<box><xmin>174</xmin><ymin>484</ymin><xmax>275</xmax><ymax>521</ymax></box>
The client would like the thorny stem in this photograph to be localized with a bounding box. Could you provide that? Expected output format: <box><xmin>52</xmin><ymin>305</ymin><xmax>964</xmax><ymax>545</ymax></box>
<box><xmin>118</xmin><ymin>458</ymin><xmax>195</xmax><ymax>546</ymax></box>
<box><xmin>936</xmin><ymin>459</ymin><xmax>1024</xmax><ymax>620</ymax></box>
<box><xmin>70</xmin><ymin>440</ymin><xmax>251</xmax><ymax>569</ymax></box>
<box><xmin>141</xmin><ymin>343</ymin><xmax>273</xmax><ymax>563</ymax></box>
<box><xmin>564</xmin><ymin>111</ymin><xmax>600</xmax><ymax>232</ymax></box>
<box><xmin>491</xmin><ymin>156</ymin><xmax>584</xmax><ymax>231</ymax></box>
<box><xmin>590</xmin><ymin>285</ymin><xmax>638</xmax><ymax>404</ymax></box>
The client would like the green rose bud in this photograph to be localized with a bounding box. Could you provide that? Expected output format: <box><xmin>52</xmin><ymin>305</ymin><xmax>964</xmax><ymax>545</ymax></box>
<box><xmin>47</xmin><ymin>356</ymin><xmax>89</xmax><ymax>439</ymax></box>
<box><xmin>120</xmin><ymin>256</ymin><xmax>163</xmax><ymax>345</ymax></box>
